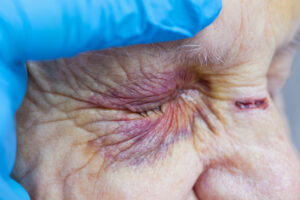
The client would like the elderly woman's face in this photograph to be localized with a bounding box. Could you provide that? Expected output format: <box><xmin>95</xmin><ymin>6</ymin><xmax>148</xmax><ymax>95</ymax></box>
<box><xmin>13</xmin><ymin>0</ymin><xmax>300</xmax><ymax>199</ymax></box>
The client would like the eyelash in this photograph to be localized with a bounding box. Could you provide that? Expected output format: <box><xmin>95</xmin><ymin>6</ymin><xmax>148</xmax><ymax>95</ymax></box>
<box><xmin>137</xmin><ymin>105</ymin><xmax>163</xmax><ymax>117</ymax></box>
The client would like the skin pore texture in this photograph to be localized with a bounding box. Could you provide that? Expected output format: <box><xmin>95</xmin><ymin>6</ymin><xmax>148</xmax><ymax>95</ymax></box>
<box><xmin>12</xmin><ymin>0</ymin><xmax>300</xmax><ymax>199</ymax></box>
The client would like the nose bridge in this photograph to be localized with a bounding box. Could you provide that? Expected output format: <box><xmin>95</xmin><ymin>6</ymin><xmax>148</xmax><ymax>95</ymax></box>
<box><xmin>241</xmin><ymin>140</ymin><xmax>300</xmax><ymax>198</ymax></box>
<box><xmin>194</xmin><ymin>138</ymin><xmax>300</xmax><ymax>200</ymax></box>
<box><xmin>225</xmin><ymin>98</ymin><xmax>300</xmax><ymax>189</ymax></box>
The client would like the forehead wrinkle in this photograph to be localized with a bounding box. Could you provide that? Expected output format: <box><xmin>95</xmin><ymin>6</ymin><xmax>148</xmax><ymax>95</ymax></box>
<box><xmin>178</xmin><ymin>0</ymin><xmax>300</xmax><ymax>69</ymax></box>
<box><xmin>177</xmin><ymin>0</ymin><xmax>271</xmax><ymax>67</ymax></box>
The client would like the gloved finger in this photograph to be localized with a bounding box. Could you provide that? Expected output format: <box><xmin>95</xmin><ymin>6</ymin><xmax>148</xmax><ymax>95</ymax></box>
<box><xmin>0</xmin><ymin>103</ymin><xmax>16</xmax><ymax>177</ymax></box>
<box><xmin>0</xmin><ymin>60</ymin><xmax>28</xmax><ymax>198</ymax></box>
<box><xmin>0</xmin><ymin>60</ymin><xmax>27</xmax><ymax>113</ymax></box>
<box><xmin>0</xmin><ymin>177</ymin><xmax>30</xmax><ymax>200</ymax></box>
<box><xmin>0</xmin><ymin>60</ymin><xmax>27</xmax><ymax>176</ymax></box>
<box><xmin>0</xmin><ymin>102</ymin><xmax>26</xmax><ymax>199</ymax></box>
<box><xmin>0</xmin><ymin>0</ymin><xmax>222</xmax><ymax>62</ymax></box>
<box><xmin>0</xmin><ymin>106</ymin><xmax>30</xmax><ymax>200</ymax></box>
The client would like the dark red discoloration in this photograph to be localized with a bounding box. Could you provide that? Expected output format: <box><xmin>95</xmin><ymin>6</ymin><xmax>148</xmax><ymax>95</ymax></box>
<box><xmin>235</xmin><ymin>98</ymin><xmax>268</xmax><ymax>110</ymax></box>
<box><xmin>88</xmin><ymin>69</ymin><xmax>192</xmax><ymax>112</ymax></box>
<box><xmin>89</xmin><ymin>100</ymin><xmax>193</xmax><ymax>166</ymax></box>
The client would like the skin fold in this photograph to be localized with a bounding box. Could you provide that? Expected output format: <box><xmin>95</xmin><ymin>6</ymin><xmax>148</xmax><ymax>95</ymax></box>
<box><xmin>12</xmin><ymin>0</ymin><xmax>300</xmax><ymax>199</ymax></box>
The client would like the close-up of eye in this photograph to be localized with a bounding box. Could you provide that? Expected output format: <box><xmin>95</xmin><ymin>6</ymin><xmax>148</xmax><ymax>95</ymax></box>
<box><xmin>1</xmin><ymin>0</ymin><xmax>300</xmax><ymax>200</ymax></box>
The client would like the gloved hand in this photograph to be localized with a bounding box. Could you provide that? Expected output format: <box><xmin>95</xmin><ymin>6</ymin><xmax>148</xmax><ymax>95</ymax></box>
<box><xmin>0</xmin><ymin>0</ymin><xmax>222</xmax><ymax>199</ymax></box>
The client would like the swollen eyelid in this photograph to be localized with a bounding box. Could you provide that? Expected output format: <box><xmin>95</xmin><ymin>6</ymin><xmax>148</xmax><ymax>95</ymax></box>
<box><xmin>87</xmin><ymin>69</ymin><xmax>192</xmax><ymax>112</ymax></box>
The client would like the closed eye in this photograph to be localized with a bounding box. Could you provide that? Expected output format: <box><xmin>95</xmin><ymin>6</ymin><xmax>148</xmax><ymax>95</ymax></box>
<box><xmin>136</xmin><ymin>105</ymin><xmax>164</xmax><ymax>117</ymax></box>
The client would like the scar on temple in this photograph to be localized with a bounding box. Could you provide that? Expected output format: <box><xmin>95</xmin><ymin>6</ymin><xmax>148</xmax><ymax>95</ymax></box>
<box><xmin>235</xmin><ymin>98</ymin><xmax>268</xmax><ymax>110</ymax></box>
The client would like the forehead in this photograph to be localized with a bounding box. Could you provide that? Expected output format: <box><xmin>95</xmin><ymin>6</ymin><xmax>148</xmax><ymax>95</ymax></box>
<box><xmin>267</xmin><ymin>0</ymin><xmax>300</xmax><ymax>43</ymax></box>
<box><xmin>62</xmin><ymin>0</ymin><xmax>300</xmax><ymax>73</ymax></box>
<box><xmin>178</xmin><ymin>0</ymin><xmax>300</xmax><ymax>66</ymax></box>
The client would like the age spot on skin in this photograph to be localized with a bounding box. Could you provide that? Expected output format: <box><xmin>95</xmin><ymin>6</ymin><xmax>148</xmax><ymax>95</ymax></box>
<box><xmin>235</xmin><ymin>98</ymin><xmax>268</xmax><ymax>110</ymax></box>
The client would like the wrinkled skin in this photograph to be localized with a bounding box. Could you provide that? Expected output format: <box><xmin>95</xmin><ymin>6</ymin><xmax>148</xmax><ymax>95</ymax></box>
<box><xmin>12</xmin><ymin>0</ymin><xmax>300</xmax><ymax>199</ymax></box>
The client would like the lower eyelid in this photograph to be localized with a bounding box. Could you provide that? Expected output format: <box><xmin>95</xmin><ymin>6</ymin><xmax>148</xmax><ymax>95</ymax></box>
<box><xmin>87</xmin><ymin>99</ymin><xmax>193</xmax><ymax>165</ymax></box>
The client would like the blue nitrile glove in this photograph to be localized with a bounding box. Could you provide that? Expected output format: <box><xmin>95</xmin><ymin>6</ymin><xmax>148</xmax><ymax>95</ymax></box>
<box><xmin>0</xmin><ymin>0</ymin><xmax>222</xmax><ymax>199</ymax></box>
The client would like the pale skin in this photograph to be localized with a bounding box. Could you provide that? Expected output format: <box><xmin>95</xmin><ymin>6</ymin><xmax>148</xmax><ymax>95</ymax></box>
<box><xmin>12</xmin><ymin>0</ymin><xmax>300</xmax><ymax>199</ymax></box>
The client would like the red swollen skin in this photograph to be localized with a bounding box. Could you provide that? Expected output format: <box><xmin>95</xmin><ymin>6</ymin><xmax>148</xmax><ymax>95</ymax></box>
<box><xmin>235</xmin><ymin>98</ymin><xmax>268</xmax><ymax>110</ymax></box>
